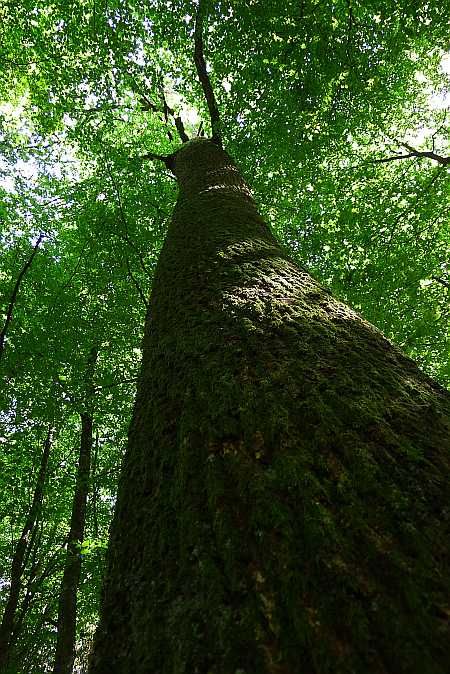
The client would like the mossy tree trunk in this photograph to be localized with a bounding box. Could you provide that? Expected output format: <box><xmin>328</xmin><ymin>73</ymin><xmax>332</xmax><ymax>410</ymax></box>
<box><xmin>89</xmin><ymin>140</ymin><xmax>450</xmax><ymax>674</ymax></box>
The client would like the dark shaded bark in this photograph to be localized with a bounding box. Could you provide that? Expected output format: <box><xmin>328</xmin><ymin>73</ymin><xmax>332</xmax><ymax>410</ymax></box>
<box><xmin>90</xmin><ymin>139</ymin><xmax>450</xmax><ymax>674</ymax></box>
<box><xmin>91</xmin><ymin>431</ymin><xmax>100</xmax><ymax>539</ymax></box>
<box><xmin>0</xmin><ymin>233</ymin><xmax>43</xmax><ymax>363</ymax></box>
<box><xmin>0</xmin><ymin>428</ymin><xmax>52</xmax><ymax>671</ymax></box>
<box><xmin>52</xmin><ymin>414</ymin><xmax>93</xmax><ymax>674</ymax></box>
<box><xmin>53</xmin><ymin>349</ymin><xmax>97</xmax><ymax>674</ymax></box>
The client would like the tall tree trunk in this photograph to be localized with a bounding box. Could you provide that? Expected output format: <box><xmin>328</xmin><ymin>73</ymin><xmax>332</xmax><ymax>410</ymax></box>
<box><xmin>52</xmin><ymin>413</ymin><xmax>93</xmax><ymax>674</ymax></box>
<box><xmin>53</xmin><ymin>349</ymin><xmax>97</xmax><ymax>674</ymax></box>
<box><xmin>0</xmin><ymin>428</ymin><xmax>52</xmax><ymax>671</ymax></box>
<box><xmin>89</xmin><ymin>140</ymin><xmax>450</xmax><ymax>674</ymax></box>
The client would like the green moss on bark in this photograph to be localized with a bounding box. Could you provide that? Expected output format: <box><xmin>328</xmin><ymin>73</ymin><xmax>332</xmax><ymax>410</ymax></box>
<box><xmin>90</xmin><ymin>140</ymin><xmax>450</xmax><ymax>674</ymax></box>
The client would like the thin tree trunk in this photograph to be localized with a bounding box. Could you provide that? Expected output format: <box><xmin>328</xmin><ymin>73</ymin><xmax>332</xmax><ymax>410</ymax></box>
<box><xmin>52</xmin><ymin>414</ymin><xmax>93</xmax><ymax>674</ymax></box>
<box><xmin>91</xmin><ymin>431</ymin><xmax>99</xmax><ymax>539</ymax></box>
<box><xmin>53</xmin><ymin>349</ymin><xmax>97</xmax><ymax>674</ymax></box>
<box><xmin>0</xmin><ymin>428</ymin><xmax>52</xmax><ymax>670</ymax></box>
<box><xmin>0</xmin><ymin>233</ymin><xmax>43</xmax><ymax>362</ymax></box>
<box><xmin>90</xmin><ymin>139</ymin><xmax>450</xmax><ymax>674</ymax></box>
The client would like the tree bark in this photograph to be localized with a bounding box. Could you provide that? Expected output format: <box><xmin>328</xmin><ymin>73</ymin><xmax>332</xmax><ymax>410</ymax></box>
<box><xmin>89</xmin><ymin>139</ymin><xmax>450</xmax><ymax>674</ymax></box>
<box><xmin>52</xmin><ymin>414</ymin><xmax>93</xmax><ymax>674</ymax></box>
<box><xmin>0</xmin><ymin>428</ymin><xmax>52</xmax><ymax>671</ymax></box>
<box><xmin>53</xmin><ymin>349</ymin><xmax>97</xmax><ymax>674</ymax></box>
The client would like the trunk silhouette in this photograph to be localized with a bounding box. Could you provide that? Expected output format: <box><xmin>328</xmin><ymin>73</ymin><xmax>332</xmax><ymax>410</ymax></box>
<box><xmin>0</xmin><ymin>428</ymin><xmax>52</xmax><ymax>671</ymax></box>
<box><xmin>90</xmin><ymin>139</ymin><xmax>450</xmax><ymax>674</ymax></box>
<box><xmin>53</xmin><ymin>348</ymin><xmax>97</xmax><ymax>674</ymax></box>
<box><xmin>0</xmin><ymin>233</ymin><xmax>43</xmax><ymax>363</ymax></box>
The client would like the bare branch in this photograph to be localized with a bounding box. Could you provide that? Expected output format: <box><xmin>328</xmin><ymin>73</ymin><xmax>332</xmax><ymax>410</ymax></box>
<box><xmin>133</xmin><ymin>151</ymin><xmax>175</xmax><ymax>171</ymax></box>
<box><xmin>400</xmin><ymin>142</ymin><xmax>450</xmax><ymax>166</ymax></box>
<box><xmin>194</xmin><ymin>0</ymin><xmax>222</xmax><ymax>147</ymax></box>
<box><xmin>372</xmin><ymin>153</ymin><xmax>417</xmax><ymax>164</ymax></box>
<box><xmin>139</xmin><ymin>95</ymin><xmax>159</xmax><ymax>113</ymax></box>
<box><xmin>174</xmin><ymin>116</ymin><xmax>190</xmax><ymax>143</ymax></box>
<box><xmin>159</xmin><ymin>86</ymin><xmax>190</xmax><ymax>144</ymax></box>
<box><xmin>374</xmin><ymin>141</ymin><xmax>450</xmax><ymax>167</ymax></box>
<box><xmin>132</xmin><ymin>75</ymin><xmax>190</xmax><ymax>144</ymax></box>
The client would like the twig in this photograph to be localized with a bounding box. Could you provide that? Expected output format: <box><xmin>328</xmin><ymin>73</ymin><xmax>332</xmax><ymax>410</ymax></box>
<box><xmin>94</xmin><ymin>377</ymin><xmax>138</xmax><ymax>392</ymax></box>
<box><xmin>194</xmin><ymin>0</ymin><xmax>222</xmax><ymax>146</ymax></box>
<box><xmin>161</xmin><ymin>81</ymin><xmax>173</xmax><ymax>123</ymax></box>
<box><xmin>118</xmin><ymin>231</ymin><xmax>150</xmax><ymax>276</ymax></box>
<box><xmin>139</xmin><ymin>94</ymin><xmax>158</xmax><ymax>113</ymax></box>
<box><xmin>136</xmin><ymin>77</ymin><xmax>190</xmax><ymax>144</ymax></box>
<box><xmin>383</xmin><ymin>167</ymin><xmax>445</xmax><ymax>247</ymax></box>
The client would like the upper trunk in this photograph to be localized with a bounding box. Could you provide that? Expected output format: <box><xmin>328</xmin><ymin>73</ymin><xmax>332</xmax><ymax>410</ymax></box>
<box><xmin>89</xmin><ymin>139</ymin><xmax>450</xmax><ymax>674</ymax></box>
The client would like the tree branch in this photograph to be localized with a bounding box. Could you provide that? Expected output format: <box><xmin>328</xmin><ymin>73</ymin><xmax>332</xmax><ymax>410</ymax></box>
<box><xmin>0</xmin><ymin>233</ymin><xmax>44</xmax><ymax>362</ymax></box>
<box><xmin>194</xmin><ymin>0</ymin><xmax>222</xmax><ymax>147</ymax></box>
<box><xmin>159</xmin><ymin>85</ymin><xmax>190</xmax><ymax>144</ymax></box>
<box><xmin>174</xmin><ymin>116</ymin><xmax>190</xmax><ymax>143</ymax></box>
<box><xmin>107</xmin><ymin>168</ymin><xmax>151</xmax><ymax>277</ymax></box>
<box><xmin>94</xmin><ymin>376</ymin><xmax>138</xmax><ymax>392</ymax></box>
<box><xmin>136</xmin><ymin>78</ymin><xmax>190</xmax><ymax>145</ymax></box>
<box><xmin>432</xmin><ymin>276</ymin><xmax>450</xmax><ymax>289</ymax></box>
<box><xmin>124</xmin><ymin>256</ymin><xmax>149</xmax><ymax>309</ymax></box>
<box><xmin>400</xmin><ymin>142</ymin><xmax>450</xmax><ymax>166</ymax></box>
<box><xmin>372</xmin><ymin>153</ymin><xmax>417</xmax><ymax>164</ymax></box>
<box><xmin>374</xmin><ymin>142</ymin><xmax>450</xmax><ymax>166</ymax></box>
<box><xmin>134</xmin><ymin>151</ymin><xmax>175</xmax><ymax>170</ymax></box>
<box><xmin>139</xmin><ymin>94</ymin><xmax>159</xmax><ymax>113</ymax></box>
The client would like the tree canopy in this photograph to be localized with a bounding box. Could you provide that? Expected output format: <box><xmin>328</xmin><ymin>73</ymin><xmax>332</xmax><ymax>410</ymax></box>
<box><xmin>0</xmin><ymin>1</ymin><xmax>449</xmax><ymax>671</ymax></box>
